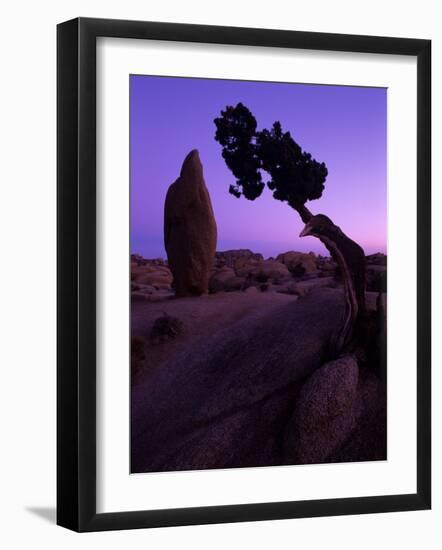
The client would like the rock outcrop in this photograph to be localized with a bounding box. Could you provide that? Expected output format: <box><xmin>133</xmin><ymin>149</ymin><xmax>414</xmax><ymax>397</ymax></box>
<box><xmin>366</xmin><ymin>252</ymin><xmax>387</xmax><ymax>266</ymax></box>
<box><xmin>236</xmin><ymin>258</ymin><xmax>290</xmax><ymax>281</ymax></box>
<box><xmin>327</xmin><ymin>367</ymin><xmax>386</xmax><ymax>462</ymax></box>
<box><xmin>131</xmin><ymin>288</ymin><xmax>346</xmax><ymax>472</ymax></box>
<box><xmin>208</xmin><ymin>266</ymin><xmax>244</xmax><ymax>293</ymax></box>
<box><xmin>276</xmin><ymin>251</ymin><xmax>317</xmax><ymax>275</ymax></box>
<box><xmin>130</xmin><ymin>283</ymin><xmax>387</xmax><ymax>472</ymax></box>
<box><xmin>164</xmin><ymin>150</ymin><xmax>217</xmax><ymax>297</ymax></box>
<box><xmin>215</xmin><ymin>249</ymin><xmax>263</xmax><ymax>268</ymax></box>
<box><xmin>283</xmin><ymin>356</ymin><xmax>359</xmax><ymax>464</ymax></box>
<box><xmin>208</xmin><ymin>254</ymin><xmax>339</xmax><ymax>294</ymax></box>
<box><xmin>131</xmin><ymin>264</ymin><xmax>173</xmax><ymax>289</ymax></box>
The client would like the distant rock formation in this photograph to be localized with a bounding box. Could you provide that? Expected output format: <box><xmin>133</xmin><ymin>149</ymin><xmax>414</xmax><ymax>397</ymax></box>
<box><xmin>366</xmin><ymin>252</ymin><xmax>387</xmax><ymax>266</ymax></box>
<box><xmin>276</xmin><ymin>250</ymin><xmax>317</xmax><ymax>275</ymax></box>
<box><xmin>208</xmin><ymin>266</ymin><xmax>244</xmax><ymax>293</ymax></box>
<box><xmin>235</xmin><ymin>258</ymin><xmax>290</xmax><ymax>280</ymax></box>
<box><xmin>164</xmin><ymin>150</ymin><xmax>217</xmax><ymax>297</ymax></box>
<box><xmin>215</xmin><ymin>249</ymin><xmax>263</xmax><ymax>268</ymax></box>
<box><xmin>131</xmin><ymin>263</ymin><xmax>172</xmax><ymax>289</ymax></box>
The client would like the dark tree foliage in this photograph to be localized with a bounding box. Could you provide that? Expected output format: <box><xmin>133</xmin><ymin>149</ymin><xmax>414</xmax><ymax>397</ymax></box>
<box><xmin>214</xmin><ymin>103</ymin><xmax>328</xmax><ymax>216</ymax></box>
<box><xmin>214</xmin><ymin>103</ymin><xmax>264</xmax><ymax>200</ymax></box>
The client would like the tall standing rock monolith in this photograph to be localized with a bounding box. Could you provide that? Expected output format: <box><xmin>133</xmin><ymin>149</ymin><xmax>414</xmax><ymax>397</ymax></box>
<box><xmin>164</xmin><ymin>150</ymin><xmax>217</xmax><ymax>297</ymax></box>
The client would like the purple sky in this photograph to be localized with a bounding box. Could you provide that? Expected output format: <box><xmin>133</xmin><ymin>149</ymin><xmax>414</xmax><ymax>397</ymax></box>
<box><xmin>130</xmin><ymin>75</ymin><xmax>387</xmax><ymax>258</ymax></box>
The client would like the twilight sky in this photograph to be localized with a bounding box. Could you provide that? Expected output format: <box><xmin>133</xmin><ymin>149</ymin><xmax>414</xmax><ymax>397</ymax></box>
<box><xmin>130</xmin><ymin>75</ymin><xmax>387</xmax><ymax>258</ymax></box>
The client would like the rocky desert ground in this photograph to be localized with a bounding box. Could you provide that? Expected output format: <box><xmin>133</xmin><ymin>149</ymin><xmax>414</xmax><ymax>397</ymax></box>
<box><xmin>130</xmin><ymin>248</ymin><xmax>387</xmax><ymax>472</ymax></box>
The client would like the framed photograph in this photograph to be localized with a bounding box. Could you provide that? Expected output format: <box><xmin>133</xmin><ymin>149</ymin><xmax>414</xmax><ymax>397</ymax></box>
<box><xmin>57</xmin><ymin>17</ymin><xmax>431</xmax><ymax>532</ymax></box>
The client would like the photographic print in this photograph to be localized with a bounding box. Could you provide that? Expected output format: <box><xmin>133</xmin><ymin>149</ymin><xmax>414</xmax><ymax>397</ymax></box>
<box><xmin>130</xmin><ymin>75</ymin><xmax>387</xmax><ymax>474</ymax></box>
<box><xmin>57</xmin><ymin>18</ymin><xmax>431</xmax><ymax>530</ymax></box>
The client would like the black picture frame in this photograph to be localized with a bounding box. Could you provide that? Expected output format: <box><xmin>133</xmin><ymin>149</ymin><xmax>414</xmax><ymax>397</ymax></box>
<box><xmin>57</xmin><ymin>17</ymin><xmax>431</xmax><ymax>532</ymax></box>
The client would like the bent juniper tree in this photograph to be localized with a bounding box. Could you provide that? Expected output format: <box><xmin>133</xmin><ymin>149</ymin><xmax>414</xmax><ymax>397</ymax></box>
<box><xmin>214</xmin><ymin>103</ymin><xmax>367</xmax><ymax>354</ymax></box>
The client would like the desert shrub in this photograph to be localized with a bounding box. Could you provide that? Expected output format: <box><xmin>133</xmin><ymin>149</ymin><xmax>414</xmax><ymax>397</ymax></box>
<box><xmin>290</xmin><ymin>264</ymin><xmax>306</xmax><ymax>277</ymax></box>
<box><xmin>255</xmin><ymin>272</ymin><xmax>269</xmax><ymax>283</ymax></box>
<box><xmin>150</xmin><ymin>313</ymin><xmax>184</xmax><ymax>344</ymax></box>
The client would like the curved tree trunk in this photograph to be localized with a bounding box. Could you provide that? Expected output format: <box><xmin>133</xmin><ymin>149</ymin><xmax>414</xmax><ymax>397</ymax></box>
<box><xmin>293</xmin><ymin>203</ymin><xmax>367</xmax><ymax>355</ymax></box>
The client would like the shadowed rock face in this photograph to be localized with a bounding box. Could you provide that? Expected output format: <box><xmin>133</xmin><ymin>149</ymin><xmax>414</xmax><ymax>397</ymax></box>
<box><xmin>164</xmin><ymin>150</ymin><xmax>217</xmax><ymax>297</ymax></box>
<box><xmin>283</xmin><ymin>356</ymin><xmax>359</xmax><ymax>464</ymax></box>
<box><xmin>131</xmin><ymin>288</ymin><xmax>346</xmax><ymax>472</ymax></box>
